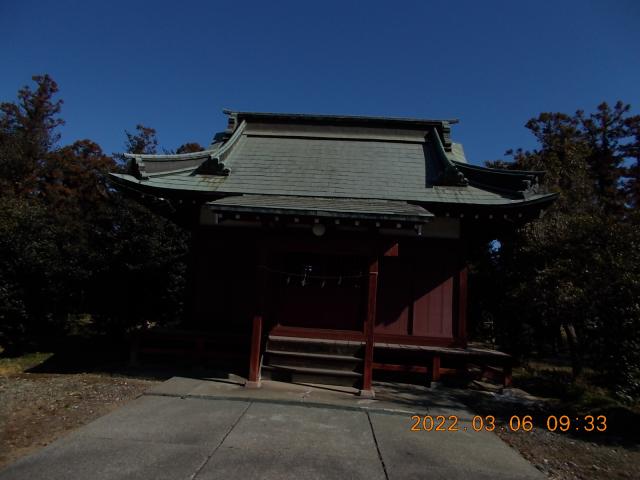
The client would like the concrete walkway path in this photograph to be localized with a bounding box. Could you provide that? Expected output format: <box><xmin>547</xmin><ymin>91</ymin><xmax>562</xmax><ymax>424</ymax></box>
<box><xmin>0</xmin><ymin>377</ymin><xmax>543</xmax><ymax>479</ymax></box>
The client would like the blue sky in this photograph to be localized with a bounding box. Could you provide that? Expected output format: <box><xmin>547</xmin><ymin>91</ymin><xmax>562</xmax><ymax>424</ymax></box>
<box><xmin>2</xmin><ymin>0</ymin><xmax>639</xmax><ymax>164</ymax></box>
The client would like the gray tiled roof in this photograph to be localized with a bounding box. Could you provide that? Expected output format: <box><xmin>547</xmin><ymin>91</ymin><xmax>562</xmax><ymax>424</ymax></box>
<box><xmin>109</xmin><ymin>111</ymin><xmax>557</xmax><ymax>209</ymax></box>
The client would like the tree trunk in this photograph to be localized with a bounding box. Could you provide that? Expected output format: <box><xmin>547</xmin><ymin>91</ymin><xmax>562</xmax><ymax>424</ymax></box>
<box><xmin>562</xmin><ymin>322</ymin><xmax>582</xmax><ymax>378</ymax></box>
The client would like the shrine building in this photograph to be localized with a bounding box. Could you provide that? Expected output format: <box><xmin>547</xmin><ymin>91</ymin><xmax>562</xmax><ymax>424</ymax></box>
<box><xmin>110</xmin><ymin>110</ymin><xmax>556</xmax><ymax>396</ymax></box>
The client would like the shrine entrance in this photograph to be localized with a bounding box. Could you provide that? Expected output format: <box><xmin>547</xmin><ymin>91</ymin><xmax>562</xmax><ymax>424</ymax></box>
<box><xmin>271</xmin><ymin>252</ymin><xmax>367</xmax><ymax>332</ymax></box>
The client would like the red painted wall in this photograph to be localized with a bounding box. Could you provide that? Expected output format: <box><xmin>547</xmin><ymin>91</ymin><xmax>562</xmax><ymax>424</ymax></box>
<box><xmin>191</xmin><ymin>230</ymin><xmax>256</xmax><ymax>333</ymax></box>
<box><xmin>190</xmin><ymin>228</ymin><xmax>463</xmax><ymax>344</ymax></box>
<box><xmin>375</xmin><ymin>258</ymin><xmax>411</xmax><ymax>335</ymax></box>
<box><xmin>271</xmin><ymin>251</ymin><xmax>366</xmax><ymax>331</ymax></box>
<box><xmin>375</xmin><ymin>240</ymin><xmax>460</xmax><ymax>340</ymax></box>
<box><xmin>412</xmin><ymin>256</ymin><xmax>454</xmax><ymax>338</ymax></box>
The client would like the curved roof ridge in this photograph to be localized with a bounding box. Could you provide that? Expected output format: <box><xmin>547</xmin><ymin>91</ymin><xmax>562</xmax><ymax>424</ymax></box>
<box><xmin>452</xmin><ymin>160</ymin><xmax>546</xmax><ymax>177</ymax></box>
<box><xmin>124</xmin><ymin>121</ymin><xmax>246</xmax><ymax>179</ymax></box>
<box><xmin>123</xmin><ymin>146</ymin><xmax>220</xmax><ymax>162</ymax></box>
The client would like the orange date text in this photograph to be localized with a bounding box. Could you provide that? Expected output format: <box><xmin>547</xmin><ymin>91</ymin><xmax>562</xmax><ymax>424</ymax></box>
<box><xmin>410</xmin><ymin>415</ymin><xmax>607</xmax><ymax>433</ymax></box>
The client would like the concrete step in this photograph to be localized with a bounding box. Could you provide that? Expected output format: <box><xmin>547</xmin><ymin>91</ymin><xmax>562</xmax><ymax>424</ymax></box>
<box><xmin>262</xmin><ymin>364</ymin><xmax>362</xmax><ymax>388</ymax></box>
<box><xmin>264</xmin><ymin>349</ymin><xmax>362</xmax><ymax>372</ymax></box>
<box><xmin>267</xmin><ymin>335</ymin><xmax>364</xmax><ymax>356</ymax></box>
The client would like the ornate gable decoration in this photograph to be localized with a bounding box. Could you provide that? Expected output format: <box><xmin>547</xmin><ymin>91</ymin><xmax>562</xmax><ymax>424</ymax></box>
<box><xmin>194</xmin><ymin>154</ymin><xmax>230</xmax><ymax>176</ymax></box>
<box><xmin>431</xmin><ymin>127</ymin><xmax>469</xmax><ymax>187</ymax></box>
<box><xmin>452</xmin><ymin>162</ymin><xmax>546</xmax><ymax>199</ymax></box>
<box><xmin>438</xmin><ymin>163</ymin><xmax>469</xmax><ymax>187</ymax></box>
<box><xmin>129</xmin><ymin>156</ymin><xmax>149</xmax><ymax>180</ymax></box>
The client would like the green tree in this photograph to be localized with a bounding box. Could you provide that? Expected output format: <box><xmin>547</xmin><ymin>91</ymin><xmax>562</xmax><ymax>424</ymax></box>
<box><xmin>176</xmin><ymin>142</ymin><xmax>204</xmax><ymax>154</ymax></box>
<box><xmin>474</xmin><ymin>102</ymin><xmax>640</xmax><ymax>400</ymax></box>
<box><xmin>123</xmin><ymin>124</ymin><xmax>158</xmax><ymax>155</ymax></box>
<box><xmin>42</xmin><ymin>140</ymin><xmax>115</xmax><ymax>212</ymax></box>
<box><xmin>578</xmin><ymin>101</ymin><xmax>636</xmax><ymax>212</ymax></box>
<box><xmin>0</xmin><ymin>74</ymin><xmax>64</xmax><ymax>195</ymax></box>
<box><xmin>624</xmin><ymin>117</ymin><xmax>640</xmax><ymax>208</ymax></box>
<box><xmin>0</xmin><ymin>75</ymin><xmax>189</xmax><ymax>352</ymax></box>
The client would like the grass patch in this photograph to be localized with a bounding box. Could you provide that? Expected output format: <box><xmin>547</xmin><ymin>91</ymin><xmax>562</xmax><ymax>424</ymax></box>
<box><xmin>514</xmin><ymin>360</ymin><xmax>617</xmax><ymax>406</ymax></box>
<box><xmin>0</xmin><ymin>352</ymin><xmax>53</xmax><ymax>376</ymax></box>
<box><xmin>508</xmin><ymin>358</ymin><xmax>640</xmax><ymax>440</ymax></box>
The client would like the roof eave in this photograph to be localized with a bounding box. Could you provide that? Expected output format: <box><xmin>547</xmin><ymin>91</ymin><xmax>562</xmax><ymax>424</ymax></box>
<box><xmin>206</xmin><ymin>203</ymin><xmax>432</xmax><ymax>223</ymax></box>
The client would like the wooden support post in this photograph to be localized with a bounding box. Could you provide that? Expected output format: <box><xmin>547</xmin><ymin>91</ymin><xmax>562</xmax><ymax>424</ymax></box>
<box><xmin>184</xmin><ymin>228</ymin><xmax>199</xmax><ymax>329</ymax></box>
<box><xmin>430</xmin><ymin>355</ymin><xmax>441</xmax><ymax>385</ymax></box>
<box><xmin>361</xmin><ymin>257</ymin><xmax>379</xmax><ymax>398</ymax></box>
<box><xmin>503</xmin><ymin>363</ymin><xmax>512</xmax><ymax>388</ymax></box>
<box><xmin>383</xmin><ymin>242</ymin><xmax>399</xmax><ymax>257</ymax></box>
<box><xmin>247</xmin><ymin>314</ymin><xmax>263</xmax><ymax>387</ymax></box>
<box><xmin>458</xmin><ymin>266</ymin><xmax>468</xmax><ymax>346</ymax></box>
<box><xmin>247</xmin><ymin>247</ymin><xmax>267</xmax><ymax>388</ymax></box>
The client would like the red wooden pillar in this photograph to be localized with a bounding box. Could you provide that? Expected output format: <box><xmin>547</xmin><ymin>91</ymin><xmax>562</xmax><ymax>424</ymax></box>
<box><xmin>247</xmin><ymin>314</ymin><xmax>263</xmax><ymax>387</ymax></box>
<box><xmin>361</xmin><ymin>256</ymin><xmax>379</xmax><ymax>397</ymax></box>
<box><xmin>430</xmin><ymin>355</ymin><xmax>441</xmax><ymax>384</ymax></box>
<box><xmin>247</xmin><ymin>247</ymin><xmax>267</xmax><ymax>388</ymax></box>
<box><xmin>503</xmin><ymin>363</ymin><xmax>513</xmax><ymax>388</ymax></box>
<box><xmin>458</xmin><ymin>266</ymin><xmax>468</xmax><ymax>346</ymax></box>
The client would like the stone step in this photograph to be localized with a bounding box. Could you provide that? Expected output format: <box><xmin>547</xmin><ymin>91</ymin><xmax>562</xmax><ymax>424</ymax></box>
<box><xmin>264</xmin><ymin>349</ymin><xmax>362</xmax><ymax>372</ymax></box>
<box><xmin>261</xmin><ymin>364</ymin><xmax>362</xmax><ymax>388</ymax></box>
<box><xmin>267</xmin><ymin>335</ymin><xmax>364</xmax><ymax>356</ymax></box>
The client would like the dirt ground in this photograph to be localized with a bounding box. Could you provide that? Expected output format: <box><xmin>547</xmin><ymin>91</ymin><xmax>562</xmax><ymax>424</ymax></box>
<box><xmin>456</xmin><ymin>382</ymin><xmax>640</xmax><ymax>480</ymax></box>
<box><xmin>496</xmin><ymin>425</ymin><xmax>640</xmax><ymax>479</ymax></box>
<box><xmin>0</xmin><ymin>372</ymin><xmax>157</xmax><ymax>470</ymax></box>
<box><xmin>1</xmin><ymin>366</ymin><xmax>639</xmax><ymax>478</ymax></box>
